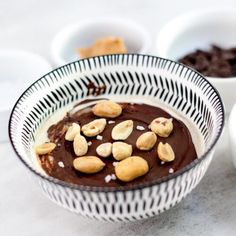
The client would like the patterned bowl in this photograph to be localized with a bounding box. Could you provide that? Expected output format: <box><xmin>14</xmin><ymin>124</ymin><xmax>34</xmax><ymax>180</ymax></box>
<box><xmin>9</xmin><ymin>54</ymin><xmax>224</xmax><ymax>222</ymax></box>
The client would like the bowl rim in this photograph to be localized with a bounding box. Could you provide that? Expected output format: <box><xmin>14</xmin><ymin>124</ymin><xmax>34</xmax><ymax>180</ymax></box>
<box><xmin>8</xmin><ymin>54</ymin><xmax>225</xmax><ymax>192</ymax></box>
<box><xmin>207</xmin><ymin>76</ymin><xmax>236</xmax><ymax>81</ymax></box>
<box><xmin>156</xmin><ymin>7</ymin><xmax>236</xmax><ymax>80</ymax></box>
<box><xmin>51</xmin><ymin>17</ymin><xmax>151</xmax><ymax>66</ymax></box>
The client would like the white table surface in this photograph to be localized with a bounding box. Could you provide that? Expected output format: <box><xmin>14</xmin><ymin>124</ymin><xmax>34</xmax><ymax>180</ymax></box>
<box><xmin>1</xmin><ymin>0</ymin><xmax>236</xmax><ymax>235</ymax></box>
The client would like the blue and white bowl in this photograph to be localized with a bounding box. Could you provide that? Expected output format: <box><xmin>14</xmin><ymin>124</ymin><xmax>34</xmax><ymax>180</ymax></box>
<box><xmin>9</xmin><ymin>54</ymin><xmax>224</xmax><ymax>222</ymax></box>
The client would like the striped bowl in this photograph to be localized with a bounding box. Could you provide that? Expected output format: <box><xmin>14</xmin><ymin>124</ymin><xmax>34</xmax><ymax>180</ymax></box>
<box><xmin>9</xmin><ymin>54</ymin><xmax>224</xmax><ymax>222</ymax></box>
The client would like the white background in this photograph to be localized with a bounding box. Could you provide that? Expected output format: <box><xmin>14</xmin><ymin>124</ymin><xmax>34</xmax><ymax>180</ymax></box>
<box><xmin>1</xmin><ymin>0</ymin><xmax>236</xmax><ymax>235</ymax></box>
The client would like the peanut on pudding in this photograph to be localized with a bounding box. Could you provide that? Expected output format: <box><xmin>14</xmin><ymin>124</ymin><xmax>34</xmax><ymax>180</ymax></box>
<box><xmin>36</xmin><ymin>100</ymin><xmax>197</xmax><ymax>187</ymax></box>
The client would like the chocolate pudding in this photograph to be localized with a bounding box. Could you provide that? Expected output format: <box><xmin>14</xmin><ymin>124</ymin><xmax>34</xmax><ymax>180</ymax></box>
<box><xmin>36</xmin><ymin>101</ymin><xmax>198</xmax><ymax>187</ymax></box>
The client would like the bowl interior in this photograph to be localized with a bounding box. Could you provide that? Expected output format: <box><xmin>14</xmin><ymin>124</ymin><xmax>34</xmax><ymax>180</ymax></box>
<box><xmin>52</xmin><ymin>19</ymin><xmax>150</xmax><ymax>65</ymax></box>
<box><xmin>156</xmin><ymin>9</ymin><xmax>236</xmax><ymax>60</ymax></box>
<box><xmin>9</xmin><ymin>54</ymin><xmax>224</xmax><ymax>190</ymax></box>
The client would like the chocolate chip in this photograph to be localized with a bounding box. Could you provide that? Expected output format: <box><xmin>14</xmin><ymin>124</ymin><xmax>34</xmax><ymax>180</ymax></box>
<box><xmin>178</xmin><ymin>45</ymin><xmax>236</xmax><ymax>77</ymax></box>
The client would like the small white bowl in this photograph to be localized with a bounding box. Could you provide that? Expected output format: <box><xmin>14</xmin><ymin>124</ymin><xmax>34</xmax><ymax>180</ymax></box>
<box><xmin>156</xmin><ymin>8</ymin><xmax>236</xmax><ymax>113</ymax></box>
<box><xmin>0</xmin><ymin>49</ymin><xmax>52</xmax><ymax>142</ymax></box>
<box><xmin>51</xmin><ymin>17</ymin><xmax>151</xmax><ymax>66</ymax></box>
<box><xmin>229</xmin><ymin>103</ymin><xmax>236</xmax><ymax>168</ymax></box>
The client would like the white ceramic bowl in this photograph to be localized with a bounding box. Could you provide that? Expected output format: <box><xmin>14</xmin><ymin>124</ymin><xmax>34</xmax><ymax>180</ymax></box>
<box><xmin>9</xmin><ymin>54</ymin><xmax>224</xmax><ymax>222</ymax></box>
<box><xmin>229</xmin><ymin>103</ymin><xmax>236</xmax><ymax>168</ymax></box>
<box><xmin>51</xmin><ymin>18</ymin><xmax>151</xmax><ymax>66</ymax></box>
<box><xmin>156</xmin><ymin>8</ymin><xmax>236</xmax><ymax>113</ymax></box>
<box><xmin>0</xmin><ymin>49</ymin><xmax>52</xmax><ymax>142</ymax></box>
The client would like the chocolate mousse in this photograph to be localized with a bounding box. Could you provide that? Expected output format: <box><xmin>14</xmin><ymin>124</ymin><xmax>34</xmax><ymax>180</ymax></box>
<box><xmin>36</xmin><ymin>100</ymin><xmax>197</xmax><ymax>187</ymax></box>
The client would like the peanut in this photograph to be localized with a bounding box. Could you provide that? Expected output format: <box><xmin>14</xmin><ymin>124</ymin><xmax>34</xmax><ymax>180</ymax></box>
<box><xmin>149</xmin><ymin>117</ymin><xmax>173</xmax><ymax>137</ymax></box>
<box><xmin>92</xmin><ymin>100</ymin><xmax>122</xmax><ymax>118</ymax></box>
<box><xmin>65</xmin><ymin>122</ymin><xmax>81</xmax><ymax>141</ymax></box>
<box><xmin>73</xmin><ymin>134</ymin><xmax>88</xmax><ymax>156</ymax></box>
<box><xmin>112</xmin><ymin>142</ymin><xmax>132</xmax><ymax>161</ymax></box>
<box><xmin>96</xmin><ymin>142</ymin><xmax>112</xmax><ymax>158</ymax></box>
<box><xmin>115</xmin><ymin>156</ymin><xmax>149</xmax><ymax>182</ymax></box>
<box><xmin>82</xmin><ymin>118</ymin><xmax>106</xmax><ymax>137</ymax></box>
<box><xmin>36</xmin><ymin>142</ymin><xmax>56</xmax><ymax>155</ymax></box>
<box><xmin>136</xmin><ymin>131</ymin><xmax>157</xmax><ymax>150</ymax></box>
<box><xmin>73</xmin><ymin>156</ymin><xmax>105</xmax><ymax>174</ymax></box>
<box><xmin>111</xmin><ymin>120</ymin><xmax>133</xmax><ymax>140</ymax></box>
<box><xmin>157</xmin><ymin>142</ymin><xmax>175</xmax><ymax>162</ymax></box>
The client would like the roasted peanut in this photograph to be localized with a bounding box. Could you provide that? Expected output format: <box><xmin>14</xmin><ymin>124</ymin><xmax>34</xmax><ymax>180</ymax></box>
<box><xmin>39</xmin><ymin>155</ymin><xmax>54</xmax><ymax>173</ymax></box>
<box><xmin>73</xmin><ymin>156</ymin><xmax>105</xmax><ymax>174</ymax></box>
<box><xmin>136</xmin><ymin>131</ymin><xmax>157</xmax><ymax>150</ymax></box>
<box><xmin>73</xmin><ymin>134</ymin><xmax>88</xmax><ymax>156</ymax></box>
<box><xmin>115</xmin><ymin>156</ymin><xmax>149</xmax><ymax>182</ymax></box>
<box><xmin>65</xmin><ymin>122</ymin><xmax>81</xmax><ymax>141</ymax></box>
<box><xmin>96</xmin><ymin>142</ymin><xmax>112</xmax><ymax>158</ymax></box>
<box><xmin>111</xmin><ymin>120</ymin><xmax>133</xmax><ymax>140</ymax></box>
<box><xmin>112</xmin><ymin>142</ymin><xmax>132</xmax><ymax>161</ymax></box>
<box><xmin>82</xmin><ymin>118</ymin><xmax>106</xmax><ymax>137</ymax></box>
<box><xmin>92</xmin><ymin>100</ymin><xmax>122</xmax><ymax>118</ymax></box>
<box><xmin>149</xmin><ymin>117</ymin><xmax>173</xmax><ymax>137</ymax></box>
<box><xmin>36</xmin><ymin>142</ymin><xmax>56</xmax><ymax>155</ymax></box>
<box><xmin>157</xmin><ymin>142</ymin><xmax>175</xmax><ymax>162</ymax></box>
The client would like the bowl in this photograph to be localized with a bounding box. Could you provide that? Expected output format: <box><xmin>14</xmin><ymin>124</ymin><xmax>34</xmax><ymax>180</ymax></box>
<box><xmin>156</xmin><ymin>8</ymin><xmax>236</xmax><ymax>113</ymax></box>
<box><xmin>228</xmin><ymin>103</ymin><xmax>236</xmax><ymax>168</ymax></box>
<box><xmin>51</xmin><ymin>17</ymin><xmax>151</xmax><ymax>66</ymax></box>
<box><xmin>0</xmin><ymin>49</ymin><xmax>52</xmax><ymax>142</ymax></box>
<box><xmin>9</xmin><ymin>54</ymin><xmax>224</xmax><ymax>222</ymax></box>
